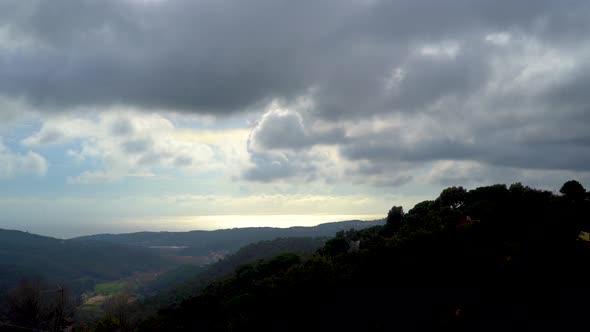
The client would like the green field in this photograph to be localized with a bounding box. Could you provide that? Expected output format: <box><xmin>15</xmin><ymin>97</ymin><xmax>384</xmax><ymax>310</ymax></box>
<box><xmin>95</xmin><ymin>280</ymin><xmax>131</xmax><ymax>295</ymax></box>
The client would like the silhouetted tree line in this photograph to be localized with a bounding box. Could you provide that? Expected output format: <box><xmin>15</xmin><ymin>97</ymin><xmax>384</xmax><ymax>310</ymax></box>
<box><xmin>0</xmin><ymin>278</ymin><xmax>74</xmax><ymax>331</ymax></box>
<box><xmin>136</xmin><ymin>181</ymin><xmax>590</xmax><ymax>331</ymax></box>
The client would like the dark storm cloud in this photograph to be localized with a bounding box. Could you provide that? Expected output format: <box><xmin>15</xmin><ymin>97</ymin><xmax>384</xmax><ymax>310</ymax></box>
<box><xmin>3</xmin><ymin>0</ymin><xmax>590</xmax><ymax>184</ymax></box>
<box><xmin>1</xmin><ymin>0</ymin><xmax>587</xmax><ymax>115</ymax></box>
<box><xmin>242</xmin><ymin>152</ymin><xmax>317</xmax><ymax>183</ymax></box>
<box><xmin>341</xmin><ymin>138</ymin><xmax>476</xmax><ymax>164</ymax></box>
<box><xmin>0</xmin><ymin>0</ymin><xmax>325</xmax><ymax>113</ymax></box>
<box><xmin>248</xmin><ymin>108</ymin><xmax>348</xmax><ymax>150</ymax></box>
<box><xmin>249</xmin><ymin>110</ymin><xmax>309</xmax><ymax>150</ymax></box>
<box><xmin>342</xmin><ymin>135</ymin><xmax>590</xmax><ymax>172</ymax></box>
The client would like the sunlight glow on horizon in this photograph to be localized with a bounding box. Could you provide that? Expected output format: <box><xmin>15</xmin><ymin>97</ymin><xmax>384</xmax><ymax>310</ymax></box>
<box><xmin>128</xmin><ymin>214</ymin><xmax>386</xmax><ymax>231</ymax></box>
<box><xmin>10</xmin><ymin>214</ymin><xmax>386</xmax><ymax>239</ymax></box>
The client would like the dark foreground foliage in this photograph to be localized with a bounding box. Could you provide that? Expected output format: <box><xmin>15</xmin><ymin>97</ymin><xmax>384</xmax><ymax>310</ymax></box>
<box><xmin>0</xmin><ymin>278</ymin><xmax>76</xmax><ymax>331</ymax></box>
<box><xmin>72</xmin><ymin>237</ymin><xmax>327</xmax><ymax>331</ymax></box>
<box><xmin>139</xmin><ymin>237</ymin><xmax>327</xmax><ymax>309</ymax></box>
<box><xmin>138</xmin><ymin>181</ymin><xmax>590</xmax><ymax>331</ymax></box>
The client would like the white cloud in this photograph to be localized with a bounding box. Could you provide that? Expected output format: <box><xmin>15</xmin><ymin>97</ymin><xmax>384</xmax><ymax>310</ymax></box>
<box><xmin>418</xmin><ymin>42</ymin><xmax>461</xmax><ymax>58</ymax></box>
<box><xmin>22</xmin><ymin>108</ymin><xmax>250</xmax><ymax>183</ymax></box>
<box><xmin>485</xmin><ymin>32</ymin><xmax>511</xmax><ymax>45</ymax></box>
<box><xmin>0</xmin><ymin>140</ymin><xmax>47</xmax><ymax>178</ymax></box>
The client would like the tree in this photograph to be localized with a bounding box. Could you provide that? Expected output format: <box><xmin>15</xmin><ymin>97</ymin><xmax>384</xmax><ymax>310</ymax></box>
<box><xmin>386</xmin><ymin>206</ymin><xmax>404</xmax><ymax>229</ymax></box>
<box><xmin>322</xmin><ymin>238</ymin><xmax>350</xmax><ymax>256</ymax></box>
<box><xmin>102</xmin><ymin>293</ymin><xmax>139</xmax><ymax>332</ymax></box>
<box><xmin>560</xmin><ymin>180</ymin><xmax>586</xmax><ymax>201</ymax></box>
<box><xmin>436</xmin><ymin>186</ymin><xmax>467</xmax><ymax>209</ymax></box>
<box><xmin>509</xmin><ymin>182</ymin><xmax>527</xmax><ymax>195</ymax></box>
<box><xmin>93</xmin><ymin>316</ymin><xmax>124</xmax><ymax>332</ymax></box>
<box><xmin>4</xmin><ymin>278</ymin><xmax>44</xmax><ymax>329</ymax></box>
<box><xmin>2</xmin><ymin>278</ymin><xmax>72</xmax><ymax>331</ymax></box>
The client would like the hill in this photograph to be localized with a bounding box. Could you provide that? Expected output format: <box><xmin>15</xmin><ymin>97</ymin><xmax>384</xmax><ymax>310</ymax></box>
<box><xmin>136</xmin><ymin>181</ymin><xmax>590</xmax><ymax>331</ymax></box>
<box><xmin>0</xmin><ymin>229</ymin><xmax>171</xmax><ymax>294</ymax></box>
<box><xmin>138</xmin><ymin>237</ymin><xmax>327</xmax><ymax>310</ymax></box>
<box><xmin>0</xmin><ymin>219</ymin><xmax>383</xmax><ymax>297</ymax></box>
<box><xmin>73</xmin><ymin>219</ymin><xmax>384</xmax><ymax>257</ymax></box>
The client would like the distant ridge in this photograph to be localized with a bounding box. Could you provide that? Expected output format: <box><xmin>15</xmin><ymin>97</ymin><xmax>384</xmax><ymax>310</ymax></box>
<box><xmin>72</xmin><ymin>219</ymin><xmax>385</xmax><ymax>256</ymax></box>
<box><xmin>0</xmin><ymin>219</ymin><xmax>384</xmax><ymax>294</ymax></box>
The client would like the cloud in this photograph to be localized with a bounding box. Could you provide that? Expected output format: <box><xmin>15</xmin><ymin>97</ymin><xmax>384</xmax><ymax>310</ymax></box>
<box><xmin>122</xmin><ymin>137</ymin><xmax>154</xmax><ymax>154</ymax></box>
<box><xmin>248</xmin><ymin>29</ymin><xmax>590</xmax><ymax>185</ymax></box>
<box><xmin>249</xmin><ymin>107</ymin><xmax>309</xmax><ymax>151</ymax></box>
<box><xmin>0</xmin><ymin>140</ymin><xmax>47</xmax><ymax>178</ymax></box>
<box><xmin>242</xmin><ymin>151</ymin><xmax>316</xmax><ymax>183</ymax></box>
<box><xmin>22</xmin><ymin>109</ymin><xmax>244</xmax><ymax>183</ymax></box>
<box><xmin>2</xmin><ymin>0</ymin><xmax>590</xmax><ymax>189</ymax></box>
<box><xmin>67</xmin><ymin>170</ymin><xmax>119</xmax><ymax>185</ymax></box>
<box><xmin>422</xmin><ymin>160</ymin><xmax>590</xmax><ymax>191</ymax></box>
<box><xmin>0</xmin><ymin>0</ymin><xmax>585</xmax><ymax>114</ymax></box>
<box><xmin>247</xmin><ymin>102</ymin><xmax>347</xmax><ymax>152</ymax></box>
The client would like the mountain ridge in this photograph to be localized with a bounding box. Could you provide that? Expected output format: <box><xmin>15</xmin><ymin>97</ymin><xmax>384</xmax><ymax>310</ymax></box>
<box><xmin>0</xmin><ymin>219</ymin><xmax>384</xmax><ymax>294</ymax></box>
<box><xmin>71</xmin><ymin>219</ymin><xmax>385</xmax><ymax>256</ymax></box>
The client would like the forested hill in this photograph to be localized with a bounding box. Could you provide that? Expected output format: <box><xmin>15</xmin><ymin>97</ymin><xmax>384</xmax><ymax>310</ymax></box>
<box><xmin>0</xmin><ymin>229</ymin><xmax>171</xmax><ymax>293</ymax></box>
<box><xmin>139</xmin><ymin>237</ymin><xmax>327</xmax><ymax>308</ymax></box>
<box><xmin>72</xmin><ymin>219</ymin><xmax>385</xmax><ymax>256</ymax></box>
<box><xmin>138</xmin><ymin>181</ymin><xmax>590</xmax><ymax>331</ymax></box>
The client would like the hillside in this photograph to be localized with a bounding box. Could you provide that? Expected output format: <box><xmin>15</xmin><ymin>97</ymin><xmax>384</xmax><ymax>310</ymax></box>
<box><xmin>73</xmin><ymin>219</ymin><xmax>384</xmax><ymax>257</ymax></box>
<box><xmin>139</xmin><ymin>237</ymin><xmax>327</xmax><ymax>309</ymax></box>
<box><xmin>137</xmin><ymin>181</ymin><xmax>590</xmax><ymax>331</ymax></box>
<box><xmin>0</xmin><ymin>219</ymin><xmax>383</xmax><ymax>297</ymax></box>
<box><xmin>0</xmin><ymin>229</ymin><xmax>172</xmax><ymax>294</ymax></box>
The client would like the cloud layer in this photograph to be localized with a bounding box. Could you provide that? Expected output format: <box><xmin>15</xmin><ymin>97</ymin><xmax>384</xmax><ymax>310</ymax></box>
<box><xmin>1</xmin><ymin>0</ymin><xmax>590</xmax><ymax>188</ymax></box>
<box><xmin>22</xmin><ymin>109</ymin><xmax>248</xmax><ymax>183</ymax></box>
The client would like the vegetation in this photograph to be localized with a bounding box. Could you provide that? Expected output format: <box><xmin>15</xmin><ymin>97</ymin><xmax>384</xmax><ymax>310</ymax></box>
<box><xmin>0</xmin><ymin>224</ymin><xmax>366</xmax><ymax>330</ymax></box>
<box><xmin>139</xmin><ymin>237</ymin><xmax>326</xmax><ymax>311</ymax></box>
<box><xmin>73</xmin><ymin>220</ymin><xmax>384</xmax><ymax>257</ymax></box>
<box><xmin>0</xmin><ymin>278</ymin><xmax>75</xmax><ymax>331</ymax></box>
<box><xmin>0</xmin><ymin>220</ymin><xmax>372</xmax><ymax>297</ymax></box>
<box><xmin>71</xmin><ymin>237</ymin><xmax>327</xmax><ymax>331</ymax></box>
<box><xmin>0</xmin><ymin>231</ymin><xmax>172</xmax><ymax>295</ymax></box>
<box><xmin>3</xmin><ymin>181</ymin><xmax>590</xmax><ymax>331</ymax></box>
<box><xmin>136</xmin><ymin>181</ymin><xmax>590</xmax><ymax>331</ymax></box>
<box><xmin>95</xmin><ymin>280</ymin><xmax>133</xmax><ymax>297</ymax></box>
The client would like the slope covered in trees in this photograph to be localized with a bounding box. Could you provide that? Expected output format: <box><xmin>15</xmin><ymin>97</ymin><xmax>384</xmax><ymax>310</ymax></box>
<box><xmin>77</xmin><ymin>237</ymin><xmax>327</xmax><ymax>330</ymax></box>
<box><xmin>0</xmin><ymin>229</ymin><xmax>172</xmax><ymax>294</ymax></box>
<box><xmin>138</xmin><ymin>181</ymin><xmax>590</xmax><ymax>331</ymax></box>
<box><xmin>139</xmin><ymin>237</ymin><xmax>327</xmax><ymax>305</ymax></box>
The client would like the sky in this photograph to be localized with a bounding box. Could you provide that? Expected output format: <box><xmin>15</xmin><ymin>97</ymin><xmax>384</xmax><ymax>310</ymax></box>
<box><xmin>0</xmin><ymin>0</ymin><xmax>589</xmax><ymax>237</ymax></box>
